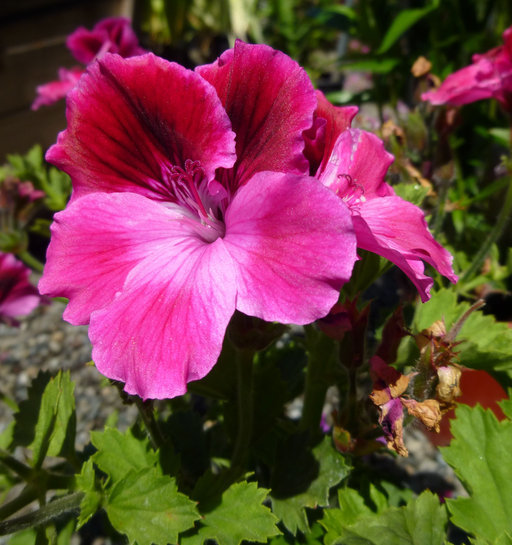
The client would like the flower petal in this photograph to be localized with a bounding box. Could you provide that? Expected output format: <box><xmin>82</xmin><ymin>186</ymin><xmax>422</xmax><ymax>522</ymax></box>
<box><xmin>46</xmin><ymin>53</ymin><xmax>236</xmax><ymax>202</ymax></box>
<box><xmin>319</xmin><ymin>128</ymin><xmax>394</xmax><ymax>198</ymax></box>
<box><xmin>89</xmin><ymin>236</ymin><xmax>236</xmax><ymax>400</ymax></box>
<box><xmin>354</xmin><ymin>197</ymin><xmax>457</xmax><ymax>302</ymax></box>
<box><xmin>197</xmin><ymin>41</ymin><xmax>317</xmax><ymax>191</ymax></box>
<box><xmin>223</xmin><ymin>171</ymin><xmax>357</xmax><ymax>324</ymax></box>
<box><xmin>305</xmin><ymin>91</ymin><xmax>358</xmax><ymax>176</ymax></box>
<box><xmin>31</xmin><ymin>67</ymin><xmax>84</xmax><ymax>110</ymax></box>
<box><xmin>39</xmin><ymin>192</ymin><xmax>214</xmax><ymax>325</ymax></box>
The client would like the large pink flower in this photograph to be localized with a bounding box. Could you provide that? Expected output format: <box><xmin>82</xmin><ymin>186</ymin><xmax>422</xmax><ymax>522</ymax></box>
<box><xmin>32</xmin><ymin>17</ymin><xmax>145</xmax><ymax>110</ymax></box>
<box><xmin>422</xmin><ymin>26</ymin><xmax>512</xmax><ymax>112</ymax></box>
<box><xmin>39</xmin><ymin>43</ymin><xmax>357</xmax><ymax>399</ymax></box>
<box><xmin>0</xmin><ymin>253</ymin><xmax>41</xmax><ymax>326</ymax></box>
<box><xmin>308</xmin><ymin>96</ymin><xmax>457</xmax><ymax>301</ymax></box>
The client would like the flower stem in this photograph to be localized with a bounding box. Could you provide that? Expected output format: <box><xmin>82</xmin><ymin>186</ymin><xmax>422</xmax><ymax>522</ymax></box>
<box><xmin>17</xmin><ymin>250</ymin><xmax>44</xmax><ymax>273</ymax></box>
<box><xmin>460</xmin><ymin>176</ymin><xmax>512</xmax><ymax>284</ymax></box>
<box><xmin>134</xmin><ymin>397</ymin><xmax>166</xmax><ymax>451</ymax></box>
<box><xmin>0</xmin><ymin>492</ymin><xmax>83</xmax><ymax>536</ymax></box>
<box><xmin>300</xmin><ymin>326</ymin><xmax>335</xmax><ymax>439</ymax></box>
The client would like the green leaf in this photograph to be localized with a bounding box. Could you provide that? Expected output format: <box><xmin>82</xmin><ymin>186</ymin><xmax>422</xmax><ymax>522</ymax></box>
<box><xmin>270</xmin><ymin>437</ymin><xmax>351</xmax><ymax>535</ymax></box>
<box><xmin>182</xmin><ymin>482</ymin><xmax>280</xmax><ymax>545</ymax></box>
<box><xmin>75</xmin><ymin>459</ymin><xmax>102</xmax><ymax>529</ymax></box>
<box><xmin>7</xmin><ymin>528</ymin><xmax>37</xmax><ymax>545</ymax></box>
<box><xmin>441</xmin><ymin>404</ymin><xmax>512</xmax><ymax>542</ymax></box>
<box><xmin>91</xmin><ymin>427</ymin><xmax>159</xmax><ymax>483</ymax></box>
<box><xmin>393</xmin><ymin>183</ymin><xmax>430</xmax><ymax>207</ymax></box>
<box><xmin>29</xmin><ymin>371</ymin><xmax>76</xmax><ymax>467</ymax></box>
<box><xmin>377</xmin><ymin>4</ymin><xmax>438</xmax><ymax>54</ymax></box>
<box><xmin>340</xmin><ymin>58</ymin><xmax>399</xmax><ymax>74</ymax></box>
<box><xmin>105</xmin><ymin>467</ymin><xmax>199</xmax><ymax>545</ymax></box>
<box><xmin>322</xmin><ymin>490</ymin><xmax>447</xmax><ymax>545</ymax></box>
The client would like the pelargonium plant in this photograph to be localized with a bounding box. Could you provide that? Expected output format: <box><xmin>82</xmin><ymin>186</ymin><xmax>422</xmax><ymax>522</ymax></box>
<box><xmin>2</xmin><ymin>20</ymin><xmax>512</xmax><ymax>545</ymax></box>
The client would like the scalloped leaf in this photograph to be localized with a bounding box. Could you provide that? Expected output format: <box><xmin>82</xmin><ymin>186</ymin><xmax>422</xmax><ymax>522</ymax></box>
<box><xmin>182</xmin><ymin>482</ymin><xmax>280</xmax><ymax>545</ymax></box>
<box><xmin>441</xmin><ymin>404</ymin><xmax>512</xmax><ymax>542</ymax></box>
<box><xmin>105</xmin><ymin>467</ymin><xmax>199</xmax><ymax>545</ymax></box>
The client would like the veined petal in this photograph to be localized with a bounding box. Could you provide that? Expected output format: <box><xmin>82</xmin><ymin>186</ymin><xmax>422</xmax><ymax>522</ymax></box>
<box><xmin>319</xmin><ymin>128</ymin><xmax>394</xmax><ymax>199</ymax></box>
<box><xmin>197</xmin><ymin>41</ymin><xmax>317</xmax><ymax>191</ymax></box>
<box><xmin>46</xmin><ymin>53</ymin><xmax>236</xmax><ymax>202</ymax></box>
<box><xmin>354</xmin><ymin>197</ymin><xmax>457</xmax><ymax>302</ymax></box>
<box><xmin>89</xmin><ymin>237</ymin><xmax>237</xmax><ymax>400</ymax></box>
<box><xmin>305</xmin><ymin>91</ymin><xmax>358</xmax><ymax>176</ymax></box>
<box><xmin>223</xmin><ymin>171</ymin><xmax>357</xmax><ymax>324</ymax></box>
<box><xmin>39</xmin><ymin>192</ymin><xmax>214</xmax><ymax>325</ymax></box>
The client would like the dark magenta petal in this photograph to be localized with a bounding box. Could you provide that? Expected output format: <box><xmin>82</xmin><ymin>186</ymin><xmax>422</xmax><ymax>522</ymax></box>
<box><xmin>305</xmin><ymin>91</ymin><xmax>358</xmax><ymax>176</ymax></box>
<box><xmin>224</xmin><ymin>171</ymin><xmax>357</xmax><ymax>324</ymax></box>
<box><xmin>46</xmin><ymin>53</ymin><xmax>236</xmax><ymax>202</ymax></box>
<box><xmin>355</xmin><ymin>197</ymin><xmax>457</xmax><ymax>302</ymax></box>
<box><xmin>67</xmin><ymin>17</ymin><xmax>145</xmax><ymax>64</ymax></box>
<box><xmin>197</xmin><ymin>41</ymin><xmax>317</xmax><ymax>191</ymax></box>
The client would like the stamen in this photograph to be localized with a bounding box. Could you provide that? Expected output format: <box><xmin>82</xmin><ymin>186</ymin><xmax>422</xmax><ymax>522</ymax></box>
<box><xmin>168</xmin><ymin>159</ymin><xmax>209</xmax><ymax>218</ymax></box>
<box><xmin>337</xmin><ymin>173</ymin><xmax>366</xmax><ymax>208</ymax></box>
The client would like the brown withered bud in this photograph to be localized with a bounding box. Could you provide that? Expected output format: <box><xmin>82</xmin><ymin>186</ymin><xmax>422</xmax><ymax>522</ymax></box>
<box><xmin>411</xmin><ymin>56</ymin><xmax>432</xmax><ymax>77</ymax></box>
<box><xmin>436</xmin><ymin>365</ymin><xmax>462</xmax><ymax>407</ymax></box>
<box><xmin>402</xmin><ymin>398</ymin><xmax>442</xmax><ymax>433</ymax></box>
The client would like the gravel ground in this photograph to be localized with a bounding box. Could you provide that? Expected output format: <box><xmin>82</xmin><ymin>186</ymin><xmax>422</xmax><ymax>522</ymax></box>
<box><xmin>0</xmin><ymin>300</ymin><xmax>138</xmax><ymax>449</ymax></box>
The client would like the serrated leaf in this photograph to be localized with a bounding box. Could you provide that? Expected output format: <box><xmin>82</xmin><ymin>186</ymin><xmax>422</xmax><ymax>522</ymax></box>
<box><xmin>29</xmin><ymin>372</ymin><xmax>76</xmax><ymax>467</ymax></box>
<box><xmin>91</xmin><ymin>427</ymin><xmax>159</xmax><ymax>482</ymax></box>
<box><xmin>441</xmin><ymin>404</ymin><xmax>512</xmax><ymax>542</ymax></box>
<box><xmin>270</xmin><ymin>437</ymin><xmax>351</xmax><ymax>535</ymax></box>
<box><xmin>105</xmin><ymin>467</ymin><xmax>199</xmax><ymax>545</ymax></box>
<box><xmin>182</xmin><ymin>482</ymin><xmax>280</xmax><ymax>545</ymax></box>
<box><xmin>377</xmin><ymin>4</ymin><xmax>438</xmax><ymax>54</ymax></box>
<box><xmin>75</xmin><ymin>459</ymin><xmax>102</xmax><ymax>529</ymax></box>
<box><xmin>322</xmin><ymin>490</ymin><xmax>446</xmax><ymax>545</ymax></box>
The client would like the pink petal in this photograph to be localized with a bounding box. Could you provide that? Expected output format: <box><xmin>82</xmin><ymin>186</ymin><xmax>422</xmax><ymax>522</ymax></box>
<box><xmin>0</xmin><ymin>253</ymin><xmax>41</xmax><ymax>321</ymax></box>
<box><xmin>31</xmin><ymin>67</ymin><xmax>84</xmax><ymax>110</ymax></box>
<box><xmin>89</xmin><ymin>235</ymin><xmax>236</xmax><ymax>400</ymax></box>
<box><xmin>421</xmin><ymin>58</ymin><xmax>499</xmax><ymax>106</ymax></box>
<box><xmin>197</xmin><ymin>41</ymin><xmax>317</xmax><ymax>191</ymax></box>
<box><xmin>46</xmin><ymin>53</ymin><xmax>236</xmax><ymax>202</ymax></box>
<box><xmin>39</xmin><ymin>192</ymin><xmax>216</xmax><ymax>325</ymax></box>
<box><xmin>319</xmin><ymin>129</ymin><xmax>395</xmax><ymax>199</ymax></box>
<box><xmin>305</xmin><ymin>91</ymin><xmax>358</xmax><ymax>176</ymax></box>
<box><xmin>224</xmin><ymin>171</ymin><xmax>357</xmax><ymax>324</ymax></box>
<box><xmin>354</xmin><ymin>197</ymin><xmax>457</xmax><ymax>302</ymax></box>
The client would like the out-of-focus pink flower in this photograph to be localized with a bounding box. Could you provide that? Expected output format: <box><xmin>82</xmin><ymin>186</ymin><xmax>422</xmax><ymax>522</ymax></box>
<box><xmin>32</xmin><ymin>17</ymin><xmax>145</xmax><ymax>110</ymax></box>
<box><xmin>308</xmin><ymin>95</ymin><xmax>457</xmax><ymax>302</ymax></box>
<box><xmin>39</xmin><ymin>43</ymin><xmax>357</xmax><ymax>400</ymax></box>
<box><xmin>422</xmin><ymin>27</ymin><xmax>512</xmax><ymax>112</ymax></box>
<box><xmin>0</xmin><ymin>253</ymin><xmax>41</xmax><ymax>326</ymax></box>
<box><xmin>32</xmin><ymin>67</ymin><xmax>84</xmax><ymax>110</ymax></box>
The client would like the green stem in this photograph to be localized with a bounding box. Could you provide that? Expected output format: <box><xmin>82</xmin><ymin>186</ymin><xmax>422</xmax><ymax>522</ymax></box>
<box><xmin>134</xmin><ymin>397</ymin><xmax>166</xmax><ymax>451</ymax></box>
<box><xmin>0</xmin><ymin>492</ymin><xmax>83</xmax><ymax>536</ymax></box>
<box><xmin>460</xmin><ymin>177</ymin><xmax>512</xmax><ymax>283</ymax></box>
<box><xmin>0</xmin><ymin>486</ymin><xmax>38</xmax><ymax>522</ymax></box>
<box><xmin>229</xmin><ymin>348</ymin><xmax>254</xmax><ymax>476</ymax></box>
<box><xmin>0</xmin><ymin>448</ymin><xmax>33</xmax><ymax>481</ymax></box>
<box><xmin>300</xmin><ymin>327</ymin><xmax>335</xmax><ymax>438</ymax></box>
<box><xmin>17</xmin><ymin>251</ymin><xmax>44</xmax><ymax>273</ymax></box>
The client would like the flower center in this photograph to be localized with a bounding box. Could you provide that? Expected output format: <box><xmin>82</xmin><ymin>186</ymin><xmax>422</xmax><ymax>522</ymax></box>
<box><xmin>165</xmin><ymin>159</ymin><xmax>226</xmax><ymax>241</ymax></box>
<box><xmin>337</xmin><ymin>174</ymin><xmax>366</xmax><ymax>209</ymax></box>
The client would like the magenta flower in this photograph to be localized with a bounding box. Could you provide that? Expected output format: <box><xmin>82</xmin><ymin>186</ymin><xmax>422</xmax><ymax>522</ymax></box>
<box><xmin>308</xmin><ymin>97</ymin><xmax>457</xmax><ymax>301</ymax></box>
<box><xmin>39</xmin><ymin>43</ymin><xmax>357</xmax><ymax>399</ymax></box>
<box><xmin>0</xmin><ymin>253</ymin><xmax>41</xmax><ymax>326</ymax></box>
<box><xmin>422</xmin><ymin>26</ymin><xmax>512</xmax><ymax>112</ymax></box>
<box><xmin>32</xmin><ymin>17</ymin><xmax>145</xmax><ymax>110</ymax></box>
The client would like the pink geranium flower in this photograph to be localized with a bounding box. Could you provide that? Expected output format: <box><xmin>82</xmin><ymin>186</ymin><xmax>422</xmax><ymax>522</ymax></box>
<box><xmin>0</xmin><ymin>253</ymin><xmax>41</xmax><ymax>326</ymax></box>
<box><xmin>39</xmin><ymin>42</ymin><xmax>357</xmax><ymax>399</ymax></box>
<box><xmin>32</xmin><ymin>17</ymin><xmax>145</xmax><ymax>110</ymax></box>
<box><xmin>422</xmin><ymin>26</ymin><xmax>512</xmax><ymax>112</ymax></box>
<box><xmin>307</xmin><ymin>94</ymin><xmax>457</xmax><ymax>301</ymax></box>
